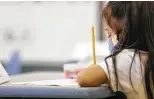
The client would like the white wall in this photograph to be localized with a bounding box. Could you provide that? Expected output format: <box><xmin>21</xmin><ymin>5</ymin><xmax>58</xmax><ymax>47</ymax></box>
<box><xmin>0</xmin><ymin>1</ymin><xmax>99</xmax><ymax>62</ymax></box>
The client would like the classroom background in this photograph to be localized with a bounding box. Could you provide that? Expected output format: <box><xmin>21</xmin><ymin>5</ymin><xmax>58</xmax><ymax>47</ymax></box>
<box><xmin>0</xmin><ymin>1</ymin><xmax>109</xmax><ymax>75</ymax></box>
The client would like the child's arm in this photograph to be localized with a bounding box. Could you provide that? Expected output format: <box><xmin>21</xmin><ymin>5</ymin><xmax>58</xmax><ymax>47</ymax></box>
<box><xmin>77</xmin><ymin>65</ymin><xmax>108</xmax><ymax>87</ymax></box>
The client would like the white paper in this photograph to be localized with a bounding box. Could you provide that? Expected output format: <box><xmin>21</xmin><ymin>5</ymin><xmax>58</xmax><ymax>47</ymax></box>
<box><xmin>0</xmin><ymin>63</ymin><xmax>10</xmax><ymax>84</ymax></box>
<box><xmin>11</xmin><ymin>79</ymin><xmax>79</xmax><ymax>86</ymax></box>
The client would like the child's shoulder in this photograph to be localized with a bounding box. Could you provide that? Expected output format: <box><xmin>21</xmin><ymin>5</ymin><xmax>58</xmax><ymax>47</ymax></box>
<box><xmin>117</xmin><ymin>49</ymin><xmax>136</xmax><ymax>58</ymax></box>
<box><xmin>107</xmin><ymin>49</ymin><xmax>136</xmax><ymax>61</ymax></box>
<box><xmin>106</xmin><ymin>49</ymin><xmax>139</xmax><ymax>67</ymax></box>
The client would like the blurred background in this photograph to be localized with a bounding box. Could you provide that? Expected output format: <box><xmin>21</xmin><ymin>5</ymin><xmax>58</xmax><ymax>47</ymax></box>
<box><xmin>0</xmin><ymin>1</ymin><xmax>109</xmax><ymax>75</ymax></box>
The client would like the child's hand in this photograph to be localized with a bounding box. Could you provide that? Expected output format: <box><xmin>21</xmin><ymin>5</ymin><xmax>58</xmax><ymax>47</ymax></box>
<box><xmin>76</xmin><ymin>64</ymin><xmax>108</xmax><ymax>87</ymax></box>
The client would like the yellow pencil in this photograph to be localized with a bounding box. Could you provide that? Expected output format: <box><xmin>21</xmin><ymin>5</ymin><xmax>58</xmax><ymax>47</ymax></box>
<box><xmin>92</xmin><ymin>26</ymin><xmax>96</xmax><ymax>65</ymax></box>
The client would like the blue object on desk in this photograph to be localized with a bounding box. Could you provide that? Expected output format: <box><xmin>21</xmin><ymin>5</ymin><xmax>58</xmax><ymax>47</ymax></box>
<box><xmin>7</xmin><ymin>50</ymin><xmax>21</xmax><ymax>75</ymax></box>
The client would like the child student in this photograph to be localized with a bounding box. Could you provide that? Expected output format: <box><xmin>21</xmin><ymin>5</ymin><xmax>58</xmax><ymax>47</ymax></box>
<box><xmin>77</xmin><ymin>1</ymin><xmax>154</xmax><ymax>99</ymax></box>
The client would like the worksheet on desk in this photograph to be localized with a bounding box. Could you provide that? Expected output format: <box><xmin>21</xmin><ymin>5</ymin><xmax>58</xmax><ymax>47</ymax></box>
<box><xmin>11</xmin><ymin>79</ymin><xmax>79</xmax><ymax>87</ymax></box>
<box><xmin>0</xmin><ymin>63</ymin><xmax>10</xmax><ymax>84</ymax></box>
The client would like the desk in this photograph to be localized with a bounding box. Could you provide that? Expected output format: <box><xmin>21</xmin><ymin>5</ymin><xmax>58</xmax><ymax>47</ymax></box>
<box><xmin>0</xmin><ymin>72</ymin><xmax>115</xmax><ymax>98</ymax></box>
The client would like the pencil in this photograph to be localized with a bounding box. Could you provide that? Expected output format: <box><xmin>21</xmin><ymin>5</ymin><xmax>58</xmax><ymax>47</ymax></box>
<box><xmin>91</xmin><ymin>26</ymin><xmax>96</xmax><ymax>65</ymax></box>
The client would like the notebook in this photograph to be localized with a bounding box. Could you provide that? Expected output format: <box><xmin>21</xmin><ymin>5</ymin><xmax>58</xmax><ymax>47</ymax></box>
<box><xmin>0</xmin><ymin>63</ymin><xmax>10</xmax><ymax>84</ymax></box>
